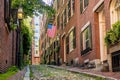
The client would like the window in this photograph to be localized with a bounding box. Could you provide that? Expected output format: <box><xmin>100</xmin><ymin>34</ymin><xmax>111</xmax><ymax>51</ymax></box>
<box><xmin>80</xmin><ymin>0</ymin><xmax>89</xmax><ymax>13</ymax></box>
<box><xmin>63</xmin><ymin>9</ymin><xmax>67</xmax><ymax>27</ymax></box>
<box><xmin>66</xmin><ymin>27</ymin><xmax>76</xmax><ymax>54</ymax></box>
<box><xmin>110</xmin><ymin>0</ymin><xmax>120</xmax><ymax>25</ymax></box>
<box><xmin>71</xmin><ymin>0</ymin><xmax>75</xmax><ymax>16</ymax></box>
<box><xmin>57</xmin><ymin>0</ymin><xmax>60</xmax><ymax>9</ymax></box>
<box><xmin>57</xmin><ymin>15</ymin><xmax>60</xmax><ymax>29</ymax></box>
<box><xmin>68</xmin><ymin>0</ymin><xmax>71</xmax><ymax>20</ymax></box>
<box><xmin>36</xmin><ymin>50</ymin><xmax>38</xmax><ymax>54</ymax></box>
<box><xmin>61</xmin><ymin>14</ymin><xmax>64</xmax><ymax>30</ymax></box>
<box><xmin>80</xmin><ymin>24</ymin><xmax>92</xmax><ymax>55</ymax></box>
<box><xmin>35</xmin><ymin>29</ymin><xmax>39</xmax><ymax>33</ymax></box>
<box><xmin>69</xmin><ymin>27</ymin><xmax>76</xmax><ymax>51</ymax></box>
<box><xmin>63</xmin><ymin>0</ymin><xmax>65</xmax><ymax>4</ymax></box>
<box><xmin>68</xmin><ymin>0</ymin><xmax>75</xmax><ymax>20</ymax></box>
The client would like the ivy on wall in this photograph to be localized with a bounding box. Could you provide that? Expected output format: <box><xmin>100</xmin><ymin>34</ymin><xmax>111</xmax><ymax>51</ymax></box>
<box><xmin>105</xmin><ymin>21</ymin><xmax>120</xmax><ymax>46</ymax></box>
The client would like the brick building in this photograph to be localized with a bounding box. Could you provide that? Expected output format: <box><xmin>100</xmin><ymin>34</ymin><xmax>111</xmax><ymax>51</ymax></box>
<box><xmin>0</xmin><ymin>0</ymin><xmax>17</xmax><ymax>73</ymax></box>
<box><xmin>41</xmin><ymin>0</ymin><xmax>120</xmax><ymax>72</ymax></box>
<box><xmin>31</xmin><ymin>16</ymin><xmax>40</xmax><ymax>65</ymax></box>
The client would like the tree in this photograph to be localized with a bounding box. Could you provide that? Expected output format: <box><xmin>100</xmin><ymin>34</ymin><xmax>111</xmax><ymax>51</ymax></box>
<box><xmin>11</xmin><ymin>0</ymin><xmax>55</xmax><ymax>17</ymax></box>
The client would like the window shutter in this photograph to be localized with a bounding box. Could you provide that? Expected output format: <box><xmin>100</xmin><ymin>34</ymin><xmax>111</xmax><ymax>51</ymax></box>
<box><xmin>80</xmin><ymin>0</ymin><xmax>83</xmax><ymax>13</ymax></box>
<box><xmin>66</xmin><ymin>36</ymin><xmax>69</xmax><ymax>54</ymax></box>
<box><xmin>88</xmin><ymin>24</ymin><xmax>92</xmax><ymax>49</ymax></box>
<box><xmin>80</xmin><ymin>32</ymin><xmax>83</xmax><ymax>53</ymax></box>
<box><xmin>57</xmin><ymin>15</ymin><xmax>60</xmax><ymax>29</ymax></box>
<box><xmin>73</xmin><ymin>27</ymin><xmax>76</xmax><ymax>49</ymax></box>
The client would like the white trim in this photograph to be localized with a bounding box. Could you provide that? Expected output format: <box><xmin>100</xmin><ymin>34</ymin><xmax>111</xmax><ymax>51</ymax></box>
<box><xmin>61</xmin><ymin>32</ymin><xmax>65</xmax><ymax>38</ymax></box>
<box><xmin>81</xmin><ymin>21</ymin><xmax>90</xmax><ymax>32</ymax></box>
<box><xmin>93</xmin><ymin>0</ymin><xmax>104</xmax><ymax>12</ymax></box>
<box><xmin>68</xmin><ymin>26</ymin><xmax>75</xmax><ymax>34</ymax></box>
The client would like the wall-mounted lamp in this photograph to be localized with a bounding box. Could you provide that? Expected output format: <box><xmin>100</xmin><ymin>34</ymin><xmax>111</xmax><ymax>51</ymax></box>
<box><xmin>18</xmin><ymin>7</ymin><xmax>23</xmax><ymax>20</ymax></box>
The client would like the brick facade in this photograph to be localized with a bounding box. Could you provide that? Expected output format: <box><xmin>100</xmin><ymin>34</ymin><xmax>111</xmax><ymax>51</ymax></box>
<box><xmin>0</xmin><ymin>0</ymin><xmax>17</xmax><ymax>73</ymax></box>
<box><xmin>41</xmin><ymin>0</ymin><xmax>120</xmax><ymax>71</ymax></box>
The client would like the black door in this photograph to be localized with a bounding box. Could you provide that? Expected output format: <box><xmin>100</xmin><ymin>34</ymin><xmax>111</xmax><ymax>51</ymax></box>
<box><xmin>112</xmin><ymin>50</ymin><xmax>120</xmax><ymax>72</ymax></box>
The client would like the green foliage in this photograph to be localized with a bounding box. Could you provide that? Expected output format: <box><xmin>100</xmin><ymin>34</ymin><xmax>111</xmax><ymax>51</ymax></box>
<box><xmin>7</xmin><ymin>66</ymin><xmax>18</xmax><ymax>72</ymax></box>
<box><xmin>105</xmin><ymin>21</ymin><xmax>120</xmax><ymax>46</ymax></box>
<box><xmin>21</xmin><ymin>19</ymin><xmax>33</xmax><ymax>55</ymax></box>
<box><xmin>0</xmin><ymin>66</ymin><xmax>18</xmax><ymax>80</ymax></box>
<box><xmin>11</xmin><ymin>0</ymin><xmax>55</xmax><ymax>18</ymax></box>
<box><xmin>55</xmin><ymin>46</ymin><xmax>60</xmax><ymax>53</ymax></box>
<box><xmin>10</xmin><ymin>19</ymin><xmax>17</xmax><ymax>30</ymax></box>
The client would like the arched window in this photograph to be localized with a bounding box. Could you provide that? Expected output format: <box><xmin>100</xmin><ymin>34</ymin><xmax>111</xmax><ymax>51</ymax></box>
<box><xmin>110</xmin><ymin>0</ymin><xmax>120</xmax><ymax>26</ymax></box>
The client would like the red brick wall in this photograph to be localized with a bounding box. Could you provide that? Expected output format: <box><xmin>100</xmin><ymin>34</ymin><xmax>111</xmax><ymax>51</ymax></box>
<box><xmin>0</xmin><ymin>0</ymin><xmax>16</xmax><ymax>73</ymax></box>
<box><xmin>59</xmin><ymin>0</ymin><xmax>112</xmax><ymax>64</ymax></box>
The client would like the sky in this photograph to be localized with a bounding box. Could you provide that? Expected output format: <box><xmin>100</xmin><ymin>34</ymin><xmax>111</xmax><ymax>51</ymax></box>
<box><xmin>43</xmin><ymin>0</ymin><xmax>53</xmax><ymax>6</ymax></box>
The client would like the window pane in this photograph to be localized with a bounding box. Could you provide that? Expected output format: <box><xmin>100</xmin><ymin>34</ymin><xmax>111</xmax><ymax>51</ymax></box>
<box><xmin>69</xmin><ymin>31</ymin><xmax>73</xmax><ymax>51</ymax></box>
<box><xmin>84</xmin><ymin>0</ymin><xmax>89</xmax><ymax>8</ymax></box>
<box><xmin>72</xmin><ymin>0</ymin><xmax>75</xmax><ymax>15</ymax></box>
<box><xmin>80</xmin><ymin>24</ymin><xmax>92</xmax><ymax>55</ymax></box>
<box><xmin>68</xmin><ymin>0</ymin><xmax>71</xmax><ymax>20</ymax></box>
<box><xmin>117</xmin><ymin>8</ymin><xmax>120</xmax><ymax>20</ymax></box>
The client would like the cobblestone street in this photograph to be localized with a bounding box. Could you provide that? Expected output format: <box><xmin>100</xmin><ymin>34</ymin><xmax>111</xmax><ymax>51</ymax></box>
<box><xmin>30</xmin><ymin>65</ymin><xmax>106</xmax><ymax>80</ymax></box>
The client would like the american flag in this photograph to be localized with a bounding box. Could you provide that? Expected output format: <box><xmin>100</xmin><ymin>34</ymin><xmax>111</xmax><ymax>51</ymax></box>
<box><xmin>47</xmin><ymin>24</ymin><xmax>56</xmax><ymax>38</ymax></box>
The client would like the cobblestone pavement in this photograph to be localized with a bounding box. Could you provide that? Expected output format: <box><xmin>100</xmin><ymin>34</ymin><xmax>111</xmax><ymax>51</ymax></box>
<box><xmin>49</xmin><ymin>65</ymin><xmax>120</xmax><ymax>80</ymax></box>
<box><xmin>30</xmin><ymin>65</ymin><xmax>107</xmax><ymax>80</ymax></box>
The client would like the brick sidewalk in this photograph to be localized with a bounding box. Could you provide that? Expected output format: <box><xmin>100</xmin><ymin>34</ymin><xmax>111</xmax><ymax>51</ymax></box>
<box><xmin>49</xmin><ymin>65</ymin><xmax>120</xmax><ymax>80</ymax></box>
<box><xmin>8</xmin><ymin>67</ymin><xmax>27</xmax><ymax>80</ymax></box>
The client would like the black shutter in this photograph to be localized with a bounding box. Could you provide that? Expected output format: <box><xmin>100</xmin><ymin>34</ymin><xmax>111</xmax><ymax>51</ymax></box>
<box><xmin>66</xmin><ymin>36</ymin><xmax>69</xmax><ymax>54</ymax></box>
<box><xmin>68</xmin><ymin>0</ymin><xmax>71</xmax><ymax>20</ymax></box>
<box><xmin>80</xmin><ymin>32</ymin><xmax>83</xmax><ymax>55</ymax></box>
<box><xmin>73</xmin><ymin>27</ymin><xmax>76</xmax><ymax>49</ymax></box>
<box><xmin>80</xmin><ymin>0</ymin><xmax>83</xmax><ymax>13</ymax></box>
